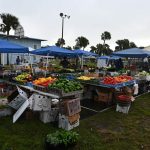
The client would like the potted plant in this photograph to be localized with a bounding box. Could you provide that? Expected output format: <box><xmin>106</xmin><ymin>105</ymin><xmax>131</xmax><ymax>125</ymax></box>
<box><xmin>45</xmin><ymin>130</ymin><xmax>79</xmax><ymax>150</ymax></box>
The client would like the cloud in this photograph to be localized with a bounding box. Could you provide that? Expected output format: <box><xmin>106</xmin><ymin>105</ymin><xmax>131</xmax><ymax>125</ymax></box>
<box><xmin>1</xmin><ymin>0</ymin><xmax>150</xmax><ymax>50</ymax></box>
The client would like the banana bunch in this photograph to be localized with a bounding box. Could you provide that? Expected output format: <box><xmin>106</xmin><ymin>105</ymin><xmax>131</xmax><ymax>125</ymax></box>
<box><xmin>15</xmin><ymin>73</ymin><xmax>31</xmax><ymax>82</ymax></box>
<box><xmin>77</xmin><ymin>76</ymin><xmax>94</xmax><ymax>80</ymax></box>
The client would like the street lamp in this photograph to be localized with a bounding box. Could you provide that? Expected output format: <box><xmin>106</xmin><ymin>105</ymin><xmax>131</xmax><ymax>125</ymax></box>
<box><xmin>60</xmin><ymin>13</ymin><xmax>70</xmax><ymax>40</ymax></box>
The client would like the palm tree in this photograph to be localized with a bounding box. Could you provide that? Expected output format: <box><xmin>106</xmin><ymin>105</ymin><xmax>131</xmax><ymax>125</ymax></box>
<box><xmin>65</xmin><ymin>46</ymin><xmax>72</xmax><ymax>50</ymax></box>
<box><xmin>0</xmin><ymin>13</ymin><xmax>20</xmax><ymax>65</ymax></box>
<box><xmin>0</xmin><ymin>13</ymin><xmax>20</xmax><ymax>36</ymax></box>
<box><xmin>96</xmin><ymin>43</ymin><xmax>103</xmax><ymax>55</ymax></box>
<box><xmin>74</xmin><ymin>36</ymin><xmax>89</xmax><ymax>50</ymax></box>
<box><xmin>101</xmin><ymin>31</ymin><xmax>111</xmax><ymax>45</ymax></box>
<box><xmin>103</xmin><ymin>44</ymin><xmax>113</xmax><ymax>55</ymax></box>
<box><xmin>90</xmin><ymin>46</ymin><xmax>97</xmax><ymax>53</ymax></box>
<box><xmin>116</xmin><ymin>40</ymin><xmax>124</xmax><ymax>50</ymax></box>
<box><xmin>55</xmin><ymin>38</ymin><xmax>65</xmax><ymax>47</ymax></box>
<box><xmin>94</xmin><ymin>43</ymin><xmax>112</xmax><ymax>56</ymax></box>
<box><xmin>130</xmin><ymin>42</ymin><xmax>137</xmax><ymax>48</ymax></box>
<box><xmin>115</xmin><ymin>39</ymin><xmax>137</xmax><ymax>51</ymax></box>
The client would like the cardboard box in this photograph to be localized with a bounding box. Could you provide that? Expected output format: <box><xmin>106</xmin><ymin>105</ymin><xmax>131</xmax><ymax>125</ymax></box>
<box><xmin>40</xmin><ymin>108</ymin><xmax>59</xmax><ymax>123</ymax></box>
<box><xmin>95</xmin><ymin>91</ymin><xmax>112</xmax><ymax>103</ymax></box>
<box><xmin>60</xmin><ymin>98</ymin><xmax>81</xmax><ymax>116</ymax></box>
<box><xmin>68</xmin><ymin>113</ymin><xmax>80</xmax><ymax>124</ymax></box>
<box><xmin>58</xmin><ymin>114</ymin><xmax>79</xmax><ymax>131</ymax></box>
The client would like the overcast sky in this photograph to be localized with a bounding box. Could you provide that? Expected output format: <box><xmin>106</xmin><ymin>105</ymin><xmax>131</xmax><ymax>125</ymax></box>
<box><xmin>1</xmin><ymin>0</ymin><xmax>150</xmax><ymax>50</ymax></box>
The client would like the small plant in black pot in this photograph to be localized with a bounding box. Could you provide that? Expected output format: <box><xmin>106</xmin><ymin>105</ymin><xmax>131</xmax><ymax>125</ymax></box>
<box><xmin>45</xmin><ymin>130</ymin><xmax>79</xmax><ymax>150</ymax></box>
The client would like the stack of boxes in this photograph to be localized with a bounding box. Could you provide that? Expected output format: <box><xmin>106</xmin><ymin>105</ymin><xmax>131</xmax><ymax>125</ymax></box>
<box><xmin>59</xmin><ymin>98</ymin><xmax>81</xmax><ymax>130</ymax></box>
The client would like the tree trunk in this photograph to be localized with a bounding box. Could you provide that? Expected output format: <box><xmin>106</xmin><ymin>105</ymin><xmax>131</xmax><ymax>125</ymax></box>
<box><xmin>103</xmin><ymin>39</ymin><xmax>105</xmax><ymax>45</ymax></box>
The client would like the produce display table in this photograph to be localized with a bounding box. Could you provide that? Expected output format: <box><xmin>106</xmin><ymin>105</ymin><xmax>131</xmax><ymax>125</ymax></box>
<box><xmin>1</xmin><ymin>79</ymin><xmax>82</xmax><ymax>130</ymax></box>
<box><xmin>0</xmin><ymin>79</ymin><xmax>59</xmax><ymax>98</ymax></box>
<box><xmin>80</xmin><ymin>80</ymin><xmax>135</xmax><ymax>88</ymax></box>
<box><xmin>80</xmin><ymin>80</ymin><xmax>135</xmax><ymax>104</ymax></box>
<box><xmin>98</xmin><ymin>80</ymin><xmax>135</xmax><ymax>88</ymax></box>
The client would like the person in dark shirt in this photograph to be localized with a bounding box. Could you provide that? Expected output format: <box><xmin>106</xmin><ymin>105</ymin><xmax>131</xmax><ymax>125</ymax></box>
<box><xmin>38</xmin><ymin>58</ymin><xmax>44</xmax><ymax>68</ymax></box>
<box><xmin>16</xmin><ymin>56</ymin><xmax>21</xmax><ymax>65</ymax></box>
<box><xmin>60</xmin><ymin>57</ymin><xmax>70</xmax><ymax>68</ymax></box>
<box><xmin>115</xmin><ymin>58</ymin><xmax>123</xmax><ymax>70</ymax></box>
<box><xmin>118</xmin><ymin>58</ymin><xmax>123</xmax><ymax>69</ymax></box>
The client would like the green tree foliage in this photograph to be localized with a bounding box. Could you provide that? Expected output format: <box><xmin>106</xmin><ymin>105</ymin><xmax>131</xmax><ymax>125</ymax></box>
<box><xmin>0</xmin><ymin>13</ymin><xmax>20</xmax><ymax>35</ymax></box>
<box><xmin>130</xmin><ymin>42</ymin><xmax>137</xmax><ymax>48</ymax></box>
<box><xmin>65</xmin><ymin>46</ymin><xmax>72</xmax><ymax>50</ymax></box>
<box><xmin>73</xmin><ymin>45</ymin><xmax>80</xmax><ymax>50</ymax></box>
<box><xmin>101</xmin><ymin>31</ymin><xmax>111</xmax><ymax>45</ymax></box>
<box><xmin>96</xmin><ymin>43</ymin><xmax>104</xmax><ymax>55</ymax></box>
<box><xmin>115</xmin><ymin>39</ymin><xmax>137</xmax><ymax>51</ymax></box>
<box><xmin>55</xmin><ymin>38</ymin><xmax>65</xmax><ymax>47</ymax></box>
<box><xmin>103</xmin><ymin>44</ymin><xmax>113</xmax><ymax>55</ymax></box>
<box><xmin>0</xmin><ymin>13</ymin><xmax>20</xmax><ymax>65</ymax></box>
<box><xmin>74</xmin><ymin>36</ymin><xmax>89</xmax><ymax>49</ymax></box>
<box><xmin>90</xmin><ymin>46</ymin><xmax>97</xmax><ymax>53</ymax></box>
<box><xmin>90</xmin><ymin>44</ymin><xmax>112</xmax><ymax>56</ymax></box>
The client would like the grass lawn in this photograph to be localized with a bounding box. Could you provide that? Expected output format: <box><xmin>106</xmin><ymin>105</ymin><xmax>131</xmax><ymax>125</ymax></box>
<box><xmin>0</xmin><ymin>93</ymin><xmax>150</xmax><ymax>150</ymax></box>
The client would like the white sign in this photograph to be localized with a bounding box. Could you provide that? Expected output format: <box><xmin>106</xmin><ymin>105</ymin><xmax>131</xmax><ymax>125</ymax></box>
<box><xmin>8</xmin><ymin>95</ymin><xmax>26</xmax><ymax>110</ymax></box>
<box><xmin>17</xmin><ymin>86</ymin><xmax>28</xmax><ymax>99</ymax></box>
<box><xmin>13</xmin><ymin>99</ymin><xmax>29</xmax><ymax>123</ymax></box>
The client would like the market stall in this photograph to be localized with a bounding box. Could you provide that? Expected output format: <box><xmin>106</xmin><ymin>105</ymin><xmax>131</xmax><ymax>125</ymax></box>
<box><xmin>2</xmin><ymin>44</ymin><xmax>150</xmax><ymax>131</ymax></box>
<box><xmin>1</xmin><ymin>71</ymin><xmax>83</xmax><ymax>130</ymax></box>
<box><xmin>112</xmin><ymin>48</ymin><xmax>150</xmax><ymax>91</ymax></box>
<box><xmin>112</xmin><ymin>48</ymin><xmax>150</xmax><ymax>58</ymax></box>
<box><xmin>30</xmin><ymin>46</ymin><xmax>78</xmax><ymax>75</ymax></box>
<box><xmin>0</xmin><ymin>39</ymin><xmax>29</xmax><ymax>65</ymax></box>
<box><xmin>76</xmin><ymin>74</ymin><xmax>136</xmax><ymax>114</ymax></box>
<box><xmin>73</xmin><ymin>49</ymin><xmax>98</xmax><ymax>68</ymax></box>
<box><xmin>0</xmin><ymin>39</ymin><xmax>29</xmax><ymax>95</ymax></box>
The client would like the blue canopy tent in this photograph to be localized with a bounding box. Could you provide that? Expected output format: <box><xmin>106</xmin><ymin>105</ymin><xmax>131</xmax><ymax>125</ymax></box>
<box><xmin>31</xmin><ymin>46</ymin><xmax>78</xmax><ymax>75</ymax></box>
<box><xmin>73</xmin><ymin>49</ymin><xmax>98</xmax><ymax>68</ymax></box>
<box><xmin>109</xmin><ymin>55</ymin><xmax>123</xmax><ymax>60</ymax></box>
<box><xmin>112</xmin><ymin>48</ymin><xmax>150</xmax><ymax>58</ymax></box>
<box><xmin>97</xmin><ymin>56</ymin><xmax>110</xmax><ymax>59</ymax></box>
<box><xmin>31</xmin><ymin>46</ymin><xmax>77</xmax><ymax>57</ymax></box>
<box><xmin>73</xmin><ymin>49</ymin><xmax>98</xmax><ymax>56</ymax></box>
<box><xmin>0</xmin><ymin>39</ymin><xmax>29</xmax><ymax>53</ymax></box>
<box><xmin>97</xmin><ymin>55</ymin><xmax>122</xmax><ymax>60</ymax></box>
<box><xmin>0</xmin><ymin>39</ymin><xmax>29</xmax><ymax>65</ymax></box>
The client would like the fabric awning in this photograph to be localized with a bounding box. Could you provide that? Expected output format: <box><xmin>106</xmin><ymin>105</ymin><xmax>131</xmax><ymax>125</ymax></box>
<box><xmin>112</xmin><ymin>48</ymin><xmax>150</xmax><ymax>58</ymax></box>
<box><xmin>0</xmin><ymin>39</ymin><xmax>29</xmax><ymax>53</ymax></box>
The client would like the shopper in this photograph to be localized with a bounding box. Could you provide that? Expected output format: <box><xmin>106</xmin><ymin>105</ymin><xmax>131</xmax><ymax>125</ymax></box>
<box><xmin>16</xmin><ymin>56</ymin><xmax>21</xmax><ymax>65</ymax></box>
<box><xmin>38</xmin><ymin>58</ymin><xmax>44</xmax><ymax>68</ymax></box>
<box><xmin>60</xmin><ymin>57</ymin><xmax>70</xmax><ymax>68</ymax></box>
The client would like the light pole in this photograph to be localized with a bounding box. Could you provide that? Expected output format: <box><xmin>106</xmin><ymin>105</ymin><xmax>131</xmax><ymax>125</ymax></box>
<box><xmin>60</xmin><ymin>13</ymin><xmax>70</xmax><ymax>40</ymax></box>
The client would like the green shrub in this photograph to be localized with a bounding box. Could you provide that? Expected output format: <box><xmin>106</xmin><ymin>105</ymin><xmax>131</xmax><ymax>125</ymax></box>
<box><xmin>46</xmin><ymin>130</ymin><xmax>79</xmax><ymax>147</ymax></box>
